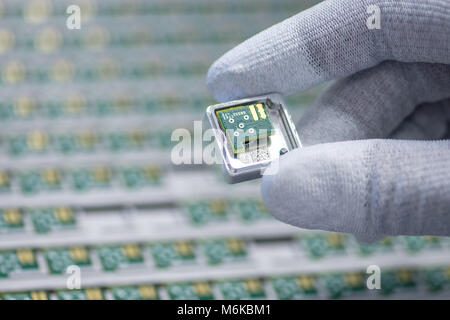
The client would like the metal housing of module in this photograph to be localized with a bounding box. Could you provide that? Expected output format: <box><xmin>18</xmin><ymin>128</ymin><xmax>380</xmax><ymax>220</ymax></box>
<box><xmin>206</xmin><ymin>93</ymin><xmax>301</xmax><ymax>184</ymax></box>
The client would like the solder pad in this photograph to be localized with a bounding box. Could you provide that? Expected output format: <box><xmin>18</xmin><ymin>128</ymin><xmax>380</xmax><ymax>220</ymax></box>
<box><xmin>215</xmin><ymin>102</ymin><xmax>274</xmax><ymax>154</ymax></box>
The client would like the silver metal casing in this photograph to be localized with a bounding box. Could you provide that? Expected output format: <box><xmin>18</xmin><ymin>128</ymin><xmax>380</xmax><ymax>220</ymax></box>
<box><xmin>205</xmin><ymin>93</ymin><xmax>301</xmax><ymax>184</ymax></box>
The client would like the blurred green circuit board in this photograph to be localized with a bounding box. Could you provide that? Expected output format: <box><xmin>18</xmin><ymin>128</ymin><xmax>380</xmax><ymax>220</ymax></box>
<box><xmin>2</xmin><ymin>266</ymin><xmax>450</xmax><ymax>299</ymax></box>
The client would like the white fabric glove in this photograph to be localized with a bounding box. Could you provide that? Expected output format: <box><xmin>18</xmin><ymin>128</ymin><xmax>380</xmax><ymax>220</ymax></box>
<box><xmin>206</xmin><ymin>0</ymin><xmax>450</xmax><ymax>241</ymax></box>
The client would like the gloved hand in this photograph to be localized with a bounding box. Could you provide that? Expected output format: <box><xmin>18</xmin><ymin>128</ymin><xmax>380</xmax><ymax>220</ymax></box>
<box><xmin>206</xmin><ymin>0</ymin><xmax>450</xmax><ymax>241</ymax></box>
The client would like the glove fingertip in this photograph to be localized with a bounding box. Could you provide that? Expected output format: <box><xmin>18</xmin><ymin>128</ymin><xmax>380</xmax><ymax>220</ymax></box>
<box><xmin>206</xmin><ymin>59</ymin><xmax>245</xmax><ymax>102</ymax></box>
<box><xmin>261</xmin><ymin>165</ymin><xmax>278</xmax><ymax>214</ymax></box>
<box><xmin>206</xmin><ymin>60</ymin><xmax>226</xmax><ymax>102</ymax></box>
<box><xmin>260</xmin><ymin>155</ymin><xmax>300</xmax><ymax>227</ymax></box>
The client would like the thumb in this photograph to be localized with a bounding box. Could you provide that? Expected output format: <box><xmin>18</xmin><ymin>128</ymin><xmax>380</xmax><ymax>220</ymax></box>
<box><xmin>261</xmin><ymin>139</ymin><xmax>450</xmax><ymax>238</ymax></box>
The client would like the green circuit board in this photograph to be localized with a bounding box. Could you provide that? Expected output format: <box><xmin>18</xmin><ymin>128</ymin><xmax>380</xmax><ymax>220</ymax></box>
<box><xmin>215</xmin><ymin>103</ymin><xmax>274</xmax><ymax>153</ymax></box>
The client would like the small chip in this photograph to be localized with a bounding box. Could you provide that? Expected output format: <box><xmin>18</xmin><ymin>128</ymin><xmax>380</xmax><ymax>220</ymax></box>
<box><xmin>202</xmin><ymin>238</ymin><xmax>247</xmax><ymax>265</ymax></box>
<box><xmin>110</xmin><ymin>285</ymin><xmax>159</xmax><ymax>300</ymax></box>
<box><xmin>2</xmin><ymin>291</ymin><xmax>49</xmax><ymax>300</ymax></box>
<box><xmin>97</xmin><ymin>243</ymin><xmax>144</xmax><ymax>271</ymax></box>
<box><xmin>44</xmin><ymin>246</ymin><xmax>92</xmax><ymax>274</ymax></box>
<box><xmin>56</xmin><ymin>288</ymin><xmax>104</xmax><ymax>300</ymax></box>
<box><xmin>0</xmin><ymin>208</ymin><xmax>24</xmax><ymax>230</ymax></box>
<box><xmin>0</xmin><ymin>249</ymin><xmax>39</xmax><ymax>278</ymax></box>
<box><xmin>219</xmin><ymin>278</ymin><xmax>266</xmax><ymax>299</ymax></box>
<box><xmin>166</xmin><ymin>281</ymin><xmax>214</xmax><ymax>300</ymax></box>
<box><xmin>150</xmin><ymin>241</ymin><xmax>196</xmax><ymax>268</ymax></box>
<box><xmin>215</xmin><ymin>103</ymin><xmax>274</xmax><ymax>154</ymax></box>
<box><xmin>186</xmin><ymin>200</ymin><xmax>229</xmax><ymax>225</ymax></box>
<box><xmin>30</xmin><ymin>207</ymin><xmax>76</xmax><ymax>234</ymax></box>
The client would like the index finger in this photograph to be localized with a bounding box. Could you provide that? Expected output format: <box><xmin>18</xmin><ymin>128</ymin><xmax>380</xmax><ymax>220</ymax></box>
<box><xmin>206</xmin><ymin>0</ymin><xmax>450</xmax><ymax>102</ymax></box>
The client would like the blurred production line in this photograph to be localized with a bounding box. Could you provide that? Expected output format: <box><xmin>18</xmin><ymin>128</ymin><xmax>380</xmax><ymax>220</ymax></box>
<box><xmin>0</xmin><ymin>0</ymin><xmax>448</xmax><ymax>300</ymax></box>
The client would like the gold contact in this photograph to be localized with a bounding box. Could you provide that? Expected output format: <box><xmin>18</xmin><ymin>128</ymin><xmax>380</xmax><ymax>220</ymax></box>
<box><xmin>248</xmin><ymin>104</ymin><xmax>258</xmax><ymax>121</ymax></box>
<box><xmin>256</xmin><ymin>103</ymin><xmax>266</xmax><ymax>119</ymax></box>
